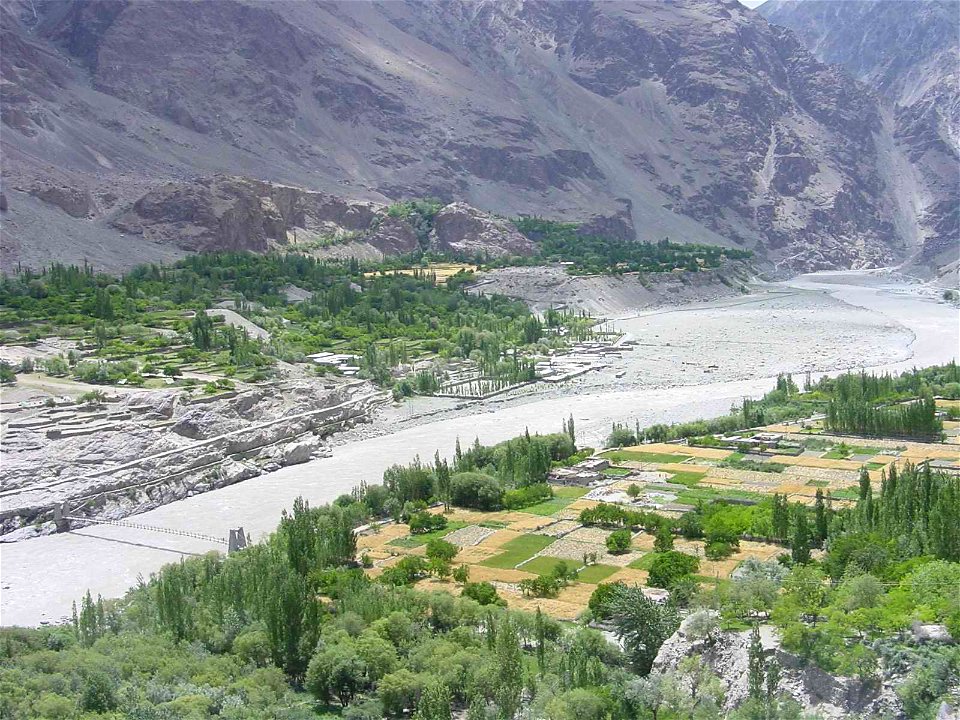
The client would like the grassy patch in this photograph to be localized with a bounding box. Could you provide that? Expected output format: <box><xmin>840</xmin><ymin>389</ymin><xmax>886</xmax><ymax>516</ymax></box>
<box><xmin>805</xmin><ymin>480</ymin><xmax>830</xmax><ymax>487</ymax></box>
<box><xmin>865</xmin><ymin>462</ymin><xmax>888</xmax><ymax>471</ymax></box>
<box><xmin>575</xmin><ymin>564</ymin><xmax>620</xmax><ymax>584</ymax></box>
<box><xmin>603</xmin><ymin>450</ymin><xmax>692</xmax><ymax>464</ymax></box>
<box><xmin>518</xmin><ymin>555</ymin><xmax>576</xmax><ymax>576</ymax></box>
<box><xmin>602</xmin><ymin>467</ymin><xmax>633</xmax><ymax>477</ymax></box>
<box><xmin>662</xmin><ymin>470</ymin><xmax>708</xmax><ymax>487</ymax></box>
<box><xmin>718</xmin><ymin>456</ymin><xmax>788</xmax><ymax>474</ymax></box>
<box><xmin>481</xmin><ymin>535</ymin><xmax>556</xmax><ymax>569</ymax></box>
<box><xmin>628</xmin><ymin>552</ymin><xmax>661</xmax><ymax>570</ymax></box>
<box><xmin>388</xmin><ymin>521</ymin><xmax>467</xmax><ymax>548</ymax></box>
<box><xmin>553</xmin><ymin>486</ymin><xmax>590</xmax><ymax>499</ymax></box>
<box><xmin>823</xmin><ymin>445</ymin><xmax>883</xmax><ymax>459</ymax></box>
<box><xmin>830</xmin><ymin>487</ymin><xmax>860</xmax><ymax>501</ymax></box>
<box><xmin>478</xmin><ymin>520</ymin><xmax>509</xmax><ymax>529</ymax></box>
<box><xmin>521</xmin><ymin>485</ymin><xmax>589</xmax><ymax>516</ymax></box>
<box><xmin>523</xmin><ymin>499</ymin><xmax>573</xmax><ymax>516</ymax></box>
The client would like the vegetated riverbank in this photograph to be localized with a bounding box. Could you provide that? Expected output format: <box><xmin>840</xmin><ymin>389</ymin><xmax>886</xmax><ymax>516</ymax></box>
<box><xmin>1</xmin><ymin>270</ymin><xmax>957</xmax><ymax>627</ymax></box>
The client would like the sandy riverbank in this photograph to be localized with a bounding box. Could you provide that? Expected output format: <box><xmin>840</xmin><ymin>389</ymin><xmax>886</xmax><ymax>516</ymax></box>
<box><xmin>1</xmin><ymin>270</ymin><xmax>957</xmax><ymax>627</ymax></box>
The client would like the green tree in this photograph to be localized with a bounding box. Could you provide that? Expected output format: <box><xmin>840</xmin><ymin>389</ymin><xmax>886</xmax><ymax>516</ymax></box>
<box><xmin>747</xmin><ymin>624</ymin><xmax>764</xmax><ymax>701</ymax></box>
<box><xmin>306</xmin><ymin>644</ymin><xmax>370</xmax><ymax>707</ymax></box>
<box><xmin>79</xmin><ymin>672</ymin><xmax>117</xmax><ymax>713</ymax></box>
<box><xmin>413</xmin><ymin>678</ymin><xmax>452</xmax><ymax>720</ymax></box>
<box><xmin>426</xmin><ymin>538</ymin><xmax>458</xmax><ymax>564</ymax></box>
<box><xmin>191</xmin><ymin>309</ymin><xmax>214</xmax><ymax>350</ymax></box>
<box><xmin>654</xmin><ymin>524</ymin><xmax>674</xmax><ymax>553</ymax></box>
<box><xmin>608</xmin><ymin>585</ymin><xmax>680</xmax><ymax>675</ymax></box>
<box><xmin>647</xmin><ymin>551</ymin><xmax>699</xmax><ymax>590</ymax></box>
<box><xmin>494</xmin><ymin>617</ymin><xmax>523</xmax><ymax>719</ymax></box>
<box><xmin>791</xmin><ymin>508</ymin><xmax>812</xmax><ymax>565</ymax></box>
<box><xmin>814</xmin><ymin>489</ymin><xmax>829</xmax><ymax>545</ymax></box>
<box><xmin>606</xmin><ymin>528</ymin><xmax>633</xmax><ymax>554</ymax></box>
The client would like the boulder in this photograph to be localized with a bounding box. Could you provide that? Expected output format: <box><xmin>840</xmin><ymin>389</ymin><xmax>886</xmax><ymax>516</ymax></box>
<box><xmin>912</xmin><ymin>622</ymin><xmax>954</xmax><ymax>644</ymax></box>
<box><xmin>281</xmin><ymin>437</ymin><xmax>321</xmax><ymax>465</ymax></box>
<box><xmin>368</xmin><ymin>215</ymin><xmax>420</xmax><ymax>254</ymax></box>
<box><xmin>430</xmin><ymin>202</ymin><xmax>536</xmax><ymax>258</ymax></box>
<box><xmin>28</xmin><ymin>183</ymin><xmax>98</xmax><ymax>218</ymax></box>
<box><xmin>219</xmin><ymin>459</ymin><xmax>259</xmax><ymax>486</ymax></box>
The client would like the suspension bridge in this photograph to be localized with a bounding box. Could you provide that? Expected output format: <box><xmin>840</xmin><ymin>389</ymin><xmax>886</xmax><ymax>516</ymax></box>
<box><xmin>56</xmin><ymin>505</ymin><xmax>247</xmax><ymax>553</ymax></box>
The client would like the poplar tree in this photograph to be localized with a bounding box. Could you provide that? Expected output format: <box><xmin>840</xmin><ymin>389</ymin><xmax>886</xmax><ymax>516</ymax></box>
<box><xmin>747</xmin><ymin>624</ymin><xmax>765</xmax><ymax>701</ymax></box>
<box><xmin>791</xmin><ymin>508</ymin><xmax>812</xmax><ymax>565</ymax></box>
<box><xmin>494</xmin><ymin>617</ymin><xmax>523</xmax><ymax>719</ymax></box>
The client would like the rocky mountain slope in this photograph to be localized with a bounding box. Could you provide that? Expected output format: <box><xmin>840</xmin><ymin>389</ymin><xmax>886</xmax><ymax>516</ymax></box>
<box><xmin>0</xmin><ymin>0</ymin><xmax>947</xmax><ymax>273</ymax></box>
<box><xmin>760</xmin><ymin>0</ymin><xmax>959</xmax><ymax>279</ymax></box>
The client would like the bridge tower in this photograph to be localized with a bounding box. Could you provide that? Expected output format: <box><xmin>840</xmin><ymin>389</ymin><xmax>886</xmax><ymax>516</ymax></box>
<box><xmin>228</xmin><ymin>527</ymin><xmax>247</xmax><ymax>554</ymax></box>
<box><xmin>53</xmin><ymin>503</ymin><xmax>71</xmax><ymax>533</ymax></box>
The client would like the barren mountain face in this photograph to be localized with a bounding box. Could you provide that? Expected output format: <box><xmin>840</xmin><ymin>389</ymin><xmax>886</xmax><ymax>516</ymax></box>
<box><xmin>0</xmin><ymin>0</ymin><xmax>944</xmax><ymax>272</ymax></box>
<box><xmin>760</xmin><ymin>0</ymin><xmax>959</xmax><ymax>278</ymax></box>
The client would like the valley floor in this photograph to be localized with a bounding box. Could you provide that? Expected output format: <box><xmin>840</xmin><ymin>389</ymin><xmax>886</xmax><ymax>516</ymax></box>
<box><xmin>1</xmin><ymin>269</ymin><xmax>957</xmax><ymax>627</ymax></box>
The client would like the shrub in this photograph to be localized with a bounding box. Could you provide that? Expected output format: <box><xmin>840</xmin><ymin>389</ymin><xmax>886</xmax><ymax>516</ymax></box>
<box><xmin>379</xmin><ymin>556</ymin><xmax>428</xmax><ymax>586</ymax></box>
<box><xmin>462</xmin><ymin>581</ymin><xmax>504</xmax><ymax>606</ymax></box>
<box><xmin>503</xmin><ymin>483</ymin><xmax>552</xmax><ymax>510</ymax></box>
<box><xmin>425</xmin><ymin>538</ymin><xmax>458</xmax><ymax>563</ymax></box>
<box><xmin>450</xmin><ymin>472</ymin><xmax>503</xmax><ymax>511</ymax></box>
<box><xmin>452</xmin><ymin>565</ymin><xmax>470</xmax><ymax>583</ymax></box>
<box><xmin>647</xmin><ymin>551</ymin><xmax>700</xmax><ymax>589</ymax></box>
<box><xmin>705</xmin><ymin>541</ymin><xmax>734</xmax><ymax>560</ymax></box>
<box><xmin>0</xmin><ymin>361</ymin><xmax>16</xmax><ymax>384</ymax></box>
<box><xmin>606</xmin><ymin>529</ymin><xmax>633</xmax><ymax>554</ymax></box>
<box><xmin>408</xmin><ymin>511</ymin><xmax>447</xmax><ymax>535</ymax></box>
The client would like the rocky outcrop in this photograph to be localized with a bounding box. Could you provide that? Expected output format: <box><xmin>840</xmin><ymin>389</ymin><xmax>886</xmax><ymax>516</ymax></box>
<box><xmin>0</xmin><ymin>380</ymin><xmax>388</xmax><ymax>539</ymax></box>
<box><xmin>112</xmin><ymin>175</ymin><xmax>385</xmax><ymax>254</ymax></box>
<box><xmin>430</xmin><ymin>203</ymin><xmax>536</xmax><ymax>258</ymax></box>
<box><xmin>368</xmin><ymin>215</ymin><xmax>420</xmax><ymax>255</ymax></box>
<box><xmin>577</xmin><ymin>199</ymin><xmax>636</xmax><ymax>243</ymax></box>
<box><xmin>0</xmin><ymin>0</ymin><xmax>940</xmax><ymax>272</ymax></box>
<box><xmin>109</xmin><ymin>176</ymin><xmax>538</xmax><ymax>258</ymax></box>
<box><xmin>28</xmin><ymin>183</ymin><xmax>98</xmax><ymax>218</ymax></box>
<box><xmin>653</xmin><ymin>623</ymin><xmax>905</xmax><ymax>719</ymax></box>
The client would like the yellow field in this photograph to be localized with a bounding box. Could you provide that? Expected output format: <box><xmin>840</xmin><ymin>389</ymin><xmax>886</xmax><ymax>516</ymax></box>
<box><xmin>363</xmin><ymin>263</ymin><xmax>477</xmax><ymax>284</ymax></box>
<box><xmin>357</xmin><ymin>424</ymin><xmax>958</xmax><ymax>618</ymax></box>
<box><xmin>358</xmin><ymin>498</ymin><xmax>784</xmax><ymax>619</ymax></box>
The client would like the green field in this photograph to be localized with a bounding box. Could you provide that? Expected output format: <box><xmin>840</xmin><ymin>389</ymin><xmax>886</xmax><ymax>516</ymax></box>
<box><xmin>480</xmin><ymin>535</ymin><xmax>556</xmax><ymax>569</ymax></box>
<box><xmin>823</xmin><ymin>445</ymin><xmax>883</xmax><ymax>459</ymax></box>
<box><xmin>602</xmin><ymin>450</ymin><xmax>692</xmax><ymax>464</ymax></box>
<box><xmin>661</xmin><ymin>470</ymin><xmax>708</xmax><ymax>487</ymax></box>
<box><xmin>575</xmin><ymin>564</ymin><xmax>620</xmax><ymax>584</ymax></box>
<box><xmin>628</xmin><ymin>552</ymin><xmax>660</xmax><ymax>570</ymax></box>
<box><xmin>830</xmin><ymin>487</ymin><xmax>861</xmax><ymax>501</ymax></box>
<box><xmin>602</xmin><ymin>467</ymin><xmax>633</xmax><ymax>477</ymax></box>
<box><xmin>388</xmin><ymin>521</ymin><xmax>467</xmax><ymax>548</ymax></box>
<box><xmin>522</xmin><ymin>485</ymin><xmax>589</xmax><ymax>516</ymax></box>
<box><xmin>518</xmin><ymin>556</ymin><xmax>577</xmax><ymax>576</ymax></box>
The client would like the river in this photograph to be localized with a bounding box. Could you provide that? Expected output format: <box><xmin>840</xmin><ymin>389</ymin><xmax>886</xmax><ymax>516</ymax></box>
<box><xmin>1</xmin><ymin>270</ymin><xmax>957</xmax><ymax>626</ymax></box>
